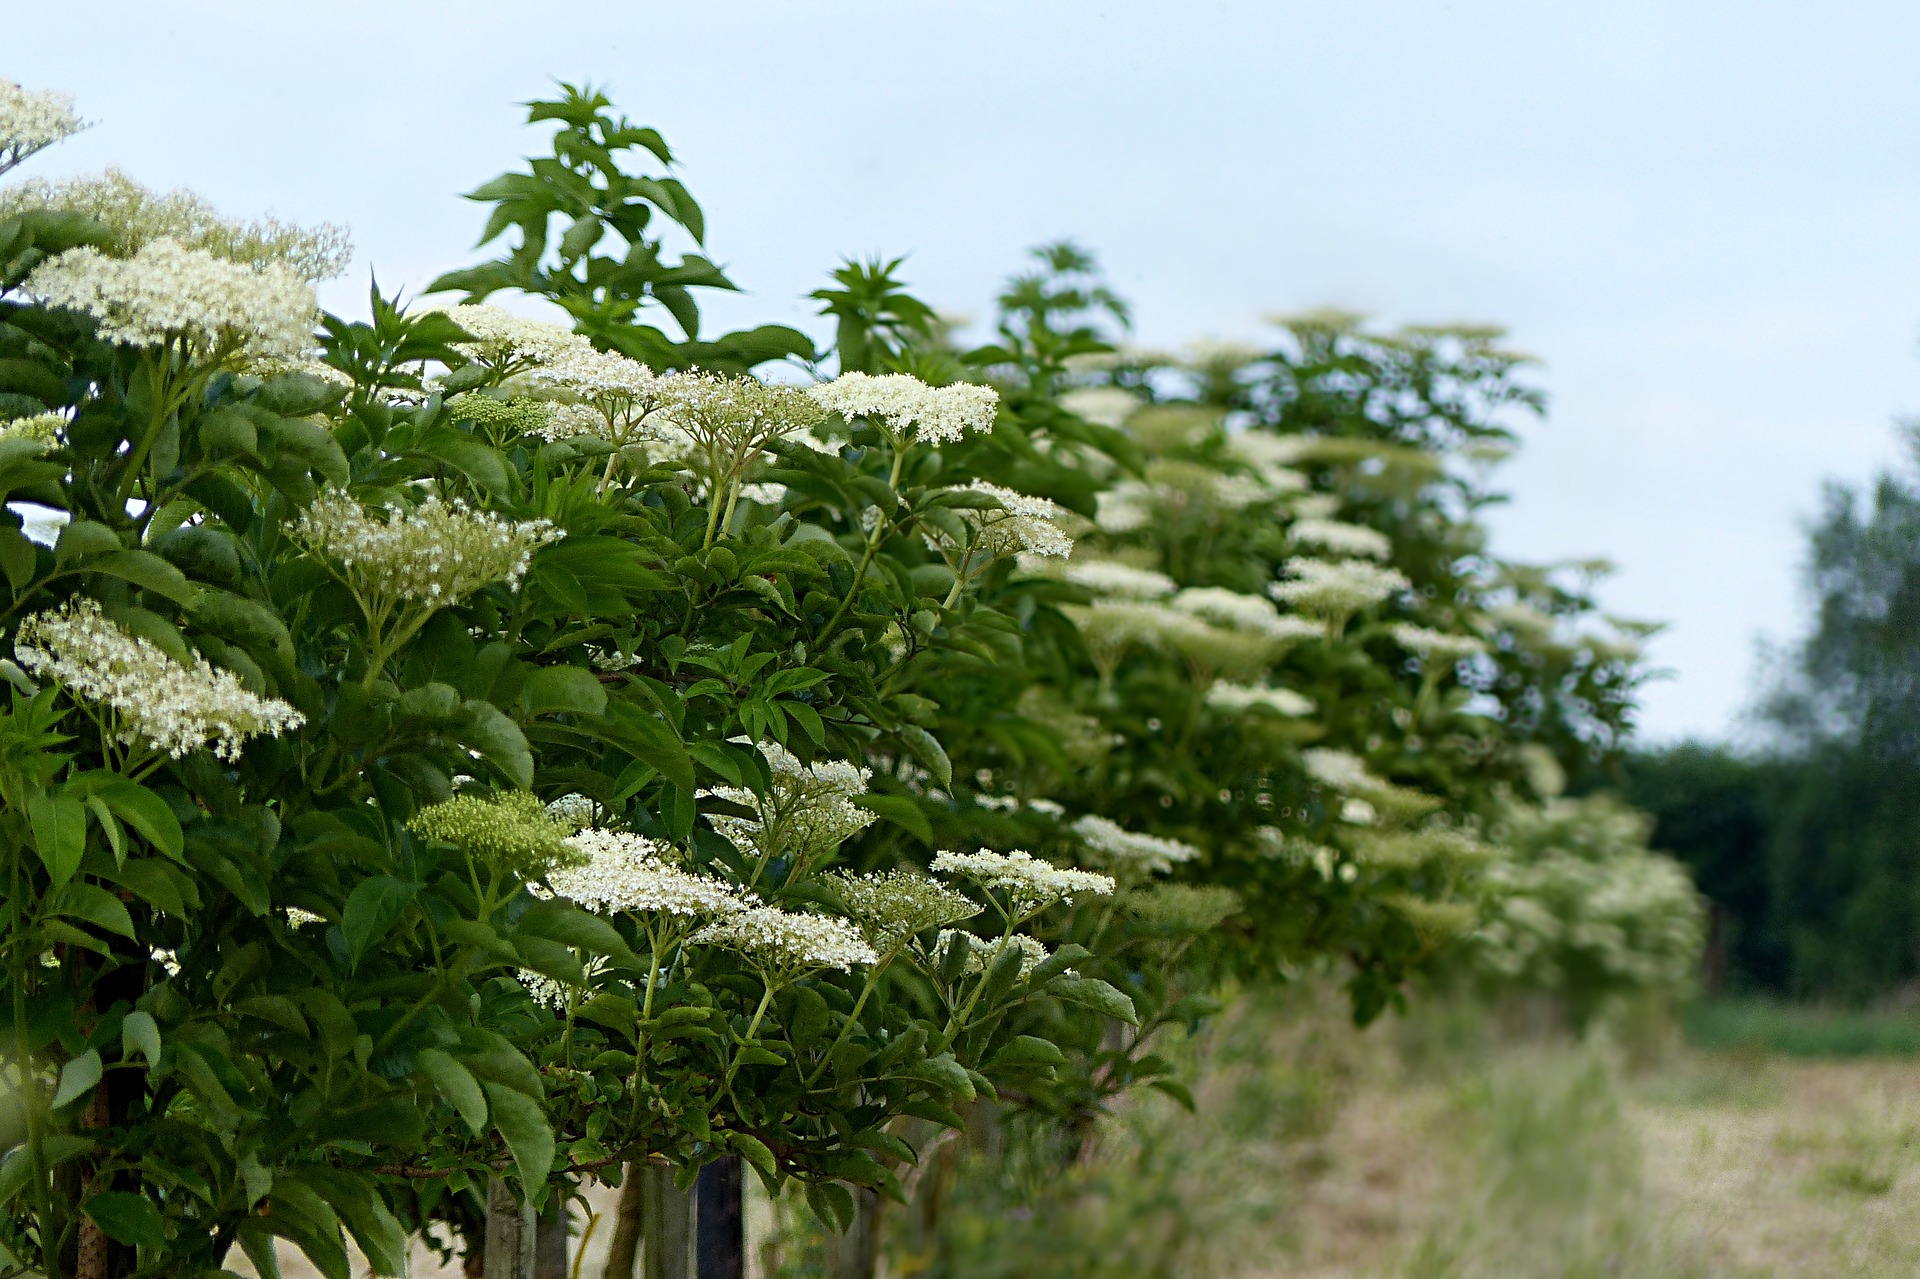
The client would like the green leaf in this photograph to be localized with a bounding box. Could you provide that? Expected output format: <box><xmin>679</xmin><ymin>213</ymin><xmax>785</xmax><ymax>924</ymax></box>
<box><xmin>1148</xmin><ymin>1078</ymin><xmax>1197</xmax><ymax>1111</ymax></box>
<box><xmin>513</xmin><ymin>900</ymin><xmax>632</xmax><ymax>961</ymax></box>
<box><xmin>54</xmin><ymin>519</ymin><xmax>121</xmax><ymax>566</ymax></box>
<box><xmin>988</xmin><ymin>1035</ymin><xmax>1068</xmax><ymax>1069</ymax></box>
<box><xmin>122</xmin><ymin>1010</ymin><xmax>161</xmax><ymax>1069</ymax></box>
<box><xmin>1046</xmin><ymin>975</ymin><xmax>1139</xmax><ymax>1025</ymax></box>
<box><xmin>102</xmin><ymin>857</ymin><xmax>195</xmax><ymax>917</ymax></box>
<box><xmin>806</xmin><ymin>1180</ymin><xmax>856</xmax><ymax>1235</ymax></box>
<box><xmin>593</xmin><ymin>702</ymin><xmax>696</xmax><ymax>792</ymax></box>
<box><xmin>91</xmin><ymin>778</ymin><xmax>185</xmax><ymax>860</ymax></box>
<box><xmin>896</xmin><ymin>725</ymin><xmax>952</xmax><ymax>790</ymax></box>
<box><xmin>483</xmin><ymin>1082</ymin><xmax>555</xmax><ymax>1190</ymax></box>
<box><xmin>460</xmin><ymin>700</ymin><xmax>533</xmax><ymax>789</ymax></box>
<box><xmin>729</xmin><ymin>1132</ymin><xmax>778</xmax><ymax>1183</ymax></box>
<box><xmin>849</xmin><ymin>793</ymin><xmax>932</xmax><ymax>844</ymax></box>
<box><xmin>236</xmin><ymin>1218</ymin><xmax>285</xmax><ymax>1279</ymax></box>
<box><xmin>48</xmin><ymin>882</ymin><xmax>136</xmax><ymax>939</ymax></box>
<box><xmin>28</xmin><ymin>793</ymin><xmax>85</xmax><ymax>885</ymax></box>
<box><xmin>341</xmin><ymin>875</ymin><xmax>421</xmax><ymax>969</ymax></box>
<box><xmin>82</xmin><ymin>1191</ymin><xmax>168</xmax><ymax>1249</ymax></box>
<box><xmin>52</xmin><ymin>1048</ymin><xmax>102</xmax><ymax>1108</ymax></box>
<box><xmin>0</xmin><ymin>526</ymin><xmax>37</xmax><ymax>591</ymax></box>
<box><xmin>87</xmin><ymin>549</ymin><xmax>199</xmax><ymax>605</ymax></box>
<box><xmin>521</xmin><ymin>664</ymin><xmax>608</xmax><ymax>718</ymax></box>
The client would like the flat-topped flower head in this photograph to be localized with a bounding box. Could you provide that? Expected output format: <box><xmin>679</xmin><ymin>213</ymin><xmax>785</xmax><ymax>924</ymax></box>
<box><xmin>808</xmin><ymin>371</ymin><xmax>998</xmax><ymax>445</ymax></box>
<box><xmin>1071</xmin><ymin>814</ymin><xmax>1200</xmax><ymax>878</ymax></box>
<box><xmin>691</xmin><ymin>905</ymin><xmax>878</xmax><ymax>979</ymax></box>
<box><xmin>546</xmin><ymin>828</ymin><xmax>748</xmax><ymax>918</ymax></box>
<box><xmin>1171</xmin><ymin>587</ymin><xmax>1318</xmax><ymax>641</ymax></box>
<box><xmin>1301</xmin><ymin>747</ymin><xmax>1387</xmax><ymax>794</ymax></box>
<box><xmin>438</xmin><ymin>303</ymin><xmax>592</xmax><ymax>378</ymax></box>
<box><xmin>25</xmin><ymin>239</ymin><xmax>318</xmax><ymax>362</ymax></box>
<box><xmin>663</xmin><ymin>372</ymin><xmax>827</xmax><ymax>465</ymax></box>
<box><xmin>1290</xmin><ymin>518</ymin><xmax>1392</xmax><ymax>560</ymax></box>
<box><xmin>450</xmin><ymin>395</ymin><xmax>553</xmax><ymax>441</ymax></box>
<box><xmin>529</xmin><ymin>344</ymin><xmax>673</xmax><ymax>449</ymax></box>
<box><xmin>930</xmin><ymin>848</ymin><xmax>1114</xmax><ymax>917</ymax></box>
<box><xmin>409</xmin><ymin>791</ymin><xmax>577</xmax><ymax>876</ymax></box>
<box><xmin>1268</xmin><ymin>558</ymin><xmax>1410</xmax><ymax>629</ymax></box>
<box><xmin>1205</xmin><ymin>681</ymin><xmax>1314</xmax><ymax>717</ymax></box>
<box><xmin>1390</xmin><ymin>624</ymin><xmax>1488</xmax><ymax>663</ymax></box>
<box><xmin>703</xmin><ymin>739</ymin><xmax>877</xmax><ymax>870</ymax></box>
<box><xmin>1</xmin><ymin>81</ymin><xmax>85</xmax><ymax>174</ymax></box>
<box><xmin>1024</xmin><ymin>558</ymin><xmax>1175</xmax><ymax>600</ymax></box>
<box><xmin>936</xmin><ymin>929</ymin><xmax>1050</xmax><ymax>977</ymax></box>
<box><xmin>931</xmin><ymin>481</ymin><xmax>1073</xmax><ymax>582</ymax></box>
<box><xmin>0</xmin><ymin>168</ymin><xmax>350</xmax><ymax>280</ymax></box>
<box><xmin>827</xmin><ymin>869</ymin><xmax>980</xmax><ymax>950</ymax></box>
<box><xmin>16</xmin><ymin>598</ymin><xmax>303</xmax><ymax>762</ymax></box>
<box><xmin>289</xmin><ymin>492</ymin><xmax>562</xmax><ymax>612</ymax></box>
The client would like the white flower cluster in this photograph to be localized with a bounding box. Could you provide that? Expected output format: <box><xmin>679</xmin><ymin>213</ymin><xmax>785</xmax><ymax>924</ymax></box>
<box><xmin>704</xmin><ymin>739</ymin><xmax>877</xmax><ymax>867</ymax></box>
<box><xmin>0</xmin><ymin>169</ymin><xmax>351</xmax><ymax>280</ymax></box>
<box><xmin>930</xmin><ymin>848</ymin><xmax>1114</xmax><ymax>916</ymax></box>
<box><xmin>1206</xmin><ymin>681</ymin><xmax>1314</xmax><ymax>716</ymax></box>
<box><xmin>1268</xmin><ymin>557</ymin><xmax>1409</xmax><ymax>623</ymax></box>
<box><xmin>1058</xmin><ymin>386</ymin><xmax>1141</xmax><ymax>429</ymax></box>
<box><xmin>530</xmin><ymin>344</ymin><xmax>675</xmax><ymax>450</ymax></box>
<box><xmin>1390</xmin><ymin>624</ymin><xmax>1487</xmax><ymax>663</ymax></box>
<box><xmin>0</xmin><ymin>81</ymin><xmax>84</xmax><ymax>173</ymax></box>
<box><xmin>1301</xmin><ymin>747</ymin><xmax>1388</xmax><ymax>794</ymax></box>
<box><xmin>1290</xmin><ymin>518</ymin><xmax>1392</xmax><ymax>560</ymax></box>
<box><xmin>440</xmin><ymin>303</ymin><xmax>591</xmax><ymax>374</ymax></box>
<box><xmin>937</xmin><ymin>929</ymin><xmax>1050</xmax><ymax>977</ymax></box>
<box><xmin>664</xmin><ymin>372</ymin><xmax>827</xmax><ymax>469</ymax></box>
<box><xmin>692</xmin><ymin>904</ymin><xmax>878</xmax><ymax>975</ymax></box>
<box><xmin>1071</xmin><ymin>814</ymin><xmax>1200</xmax><ymax>877</ymax></box>
<box><xmin>939</xmin><ymin>480</ymin><xmax>1074</xmax><ymax>565</ymax></box>
<box><xmin>1171</xmin><ymin>586</ymin><xmax>1318</xmax><ymax>641</ymax></box>
<box><xmin>290</xmin><ymin>492</ymin><xmax>563</xmax><ymax>610</ymax></box>
<box><xmin>1094</xmin><ymin>481</ymin><xmax>1155</xmax><ymax>533</ymax></box>
<box><xmin>25</xmin><ymin>239</ymin><xmax>318</xmax><ymax>362</ymax></box>
<box><xmin>517</xmin><ymin>969</ymin><xmax>571</xmax><ymax>1011</ymax></box>
<box><xmin>827</xmin><ymin>869</ymin><xmax>980</xmax><ymax>949</ymax></box>
<box><xmin>16</xmin><ymin>598</ymin><xmax>304</xmax><ymax>761</ymax></box>
<box><xmin>285</xmin><ymin>907</ymin><xmax>325</xmax><ymax>929</ymax></box>
<box><xmin>546</xmin><ymin>828</ymin><xmax>748</xmax><ymax>918</ymax></box>
<box><xmin>807</xmin><ymin>371</ymin><xmax>999</xmax><ymax>445</ymax></box>
<box><xmin>1017</xmin><ymin>556</ymin><xmax>1175</xmax><ymax>600</ymax></box>
<box><xmin>544</xmin><ymin>792</ymin><xmax>599</xmax><ymax>830</ymax></box>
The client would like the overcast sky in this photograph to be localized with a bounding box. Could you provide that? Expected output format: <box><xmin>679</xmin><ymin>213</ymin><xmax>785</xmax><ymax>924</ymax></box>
<box><xmin>14</xmin><ymin>1</ymin><xmax>1920</xmax><ymax>742</ymax></box>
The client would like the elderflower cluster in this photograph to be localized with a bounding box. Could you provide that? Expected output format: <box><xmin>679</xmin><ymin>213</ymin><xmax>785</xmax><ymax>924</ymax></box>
<box><xmin>692</xmin><ymin>905</ymin><xmax>878</xmax><ymax>977</ymax></box>
<box><xmin>545</xmin><ymin>828</ymin><xmax>748</xmax><ymax>918</ymax></box>
<box><xmin>807</xmin><ymin>371</ymin><xmax>999</xmax><ymax>445</ymax></box>
<box><xmin>1094</xmin><ymin>481</ymin><xmax>1156</xmax><ymax>533</ymax></box>
<box><xmin>1058</xmin><ymin>386</ymin><xmax>1141</xmax><ymax>428</ymax></box>
<box><xmin>937</xmin><ymin>930</ymin><xmax>1050</xmax><ymax>977</ymax></box>
<box><xmin>529</xmin><ymin>345</ymin><xmax>676</xmax><ymax>449</ymax></box>
<box><xmin>517</xmin><ymin>969</ymin><xmax>571</xmax><ymax>1012</ymax></box>
<box><xmin>1268</xmin><ymin>557</ymin><xmax>1409</xmax><ymax>621</ymax></box>
<box><xmin>0</xmin><ymin>412</ymin><xmax>63</xmax><ymax>447</ymax></box>
<box><xmin>664</xmin><ymin>373</ymin><xmax>826</xmax><ymax>466</ymax></box>
<box><xmin>1171</xmin><ymin>587</ymin><xmax>1319</xmax><ymax>641</ymax></box>
<box><xmin>290</xmin><ymin>492</ymin><xmax>563</xmax><ymax>610</ymax></box>
<box><xmin>409</xmin><ymin>792</ymin><xmax>577</xmax><ymax>875</ymax></box>
<box><xmin>439</xmin><ymin>303</ymin><xmax>591</xmax><ymax>374</ymax></box>
<box><xmin>1206</xmin><ymin>681</ymin><xmax>1314</xmax><ymax>716</ymax></box>
<box><xmin>930</xmin><ymin>848</ymin><xmax>1114</xmax><ymax>916</ymax></box>
<box><xmin>934</xmin><ymin>480</ymin><xmax>1073</xmax><ymax>567</ymax></box>
<box><xmin>1018</xmin><ymin>557</ymin><xmax>1175</xmax><ymax>600</ymax></box>
<box><xmin>544</xmin><ymin>792</ymin><xmax>599</xmax><ymax>831</ymax></box>
<box><xmin>450</xmin><ymin>395</ymin><xmax>553</xmax><ymax>440</ymax></box>
<box><xmin>1391</xmin><ymin>624</ymin><xmax>1488</xmax><ymax>663</ymax></box>
<box><xmin>0</xmin><ymin>81</ymin><xmax>84</xmax><ymax>173</ymax></box>
<box><xmin>285</xmin><ymin>907</ymin><xmax>325</xmax><ymax>929</ymax></box>
<box><xmin>1125</xmin><ymin>884</ymin><xmax>1243</xmax><ymax>932</ymax></box>
<box><xmin>826</xmin><ymin>869</ymin><xmax>980</xmax><ymax>949</ymax></box>
<box><xmin>16</xmin><ymin>598</ymin><xmax>303</xmax><ymax>761</ymax></box>
<box><xmin>0</xmin><ymin>168</ymin><xmax>351</xmax><ymax>280</ymax></box>
<box><xmin>703</xmin><ymin>740</ymin><xmax>877</xmax><ymax>867</ymax></box>
<box><xmin>25</xmin><ymin>239</ymin><xmax>319</xmax><ymax>362</ymax></box>
<box><xmin>1071</xmin><ymin>814</ymin><xmax>1200</xmax><ymax>877</ymax></box>
<box><xmin>1290</xmin><ymin>518</ymin><xmax>1392</xmax><ymax>559</ymax></box>
<box><xmin>1301</xmin><ymin>748</ymin><xmax>1388</xmax><ymax>794</ymax></box>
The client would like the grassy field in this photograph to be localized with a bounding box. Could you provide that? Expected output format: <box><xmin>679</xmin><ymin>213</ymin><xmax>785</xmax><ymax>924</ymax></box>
<box><xmin>250</xmin><ymin>992</ymin><xmax>1920</xmax><ymax>1278</ymax></box>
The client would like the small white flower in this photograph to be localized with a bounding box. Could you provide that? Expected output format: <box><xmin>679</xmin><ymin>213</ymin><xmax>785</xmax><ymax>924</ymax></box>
<box><xmin>808</xmin><ymin>371</ymin><xmax>998</xmax><ymax>445</ymax></box>
<box><xmin>546</xmin><ymin>828</ymin><xmax>749</xmax><ymax>918</ymax></box>
<box><xmin>1290</xmin><ymin>518</ymin><xmax>1392</xmax><ymax>560</ymax></box>
<box><xmin>1205</xmin><ymin>681</ymin><xmax>1314</xmax><ymax>716</ymax></box>
<box><xmin>0</xmin><ymin>81</ymin><xmax>85</xmax><ymax>173</ymax></box>
<box><xmin>1071</xmin><ymin>814</ymin><xmax>1200</xmax><ymax>877</ymax></box>
<box><xmin>691</xmin><ymin>905</ymin><xmax>878</xmax><ymax>975</ymax></box>
<box><xmin>930</xmin><ymin>848</ymin><xmax>1114</xmax><ymax>915</ymax></box>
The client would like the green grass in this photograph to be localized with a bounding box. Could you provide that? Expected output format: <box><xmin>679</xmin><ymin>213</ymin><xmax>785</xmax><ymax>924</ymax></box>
<box><xmin>1685</xmin><ymin>999</ymin><xmax>1920</xmax><ymax>1057</ymax></box>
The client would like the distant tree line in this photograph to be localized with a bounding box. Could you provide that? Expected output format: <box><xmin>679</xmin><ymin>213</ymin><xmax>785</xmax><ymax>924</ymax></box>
<box><xmin>1616</xmin><ymin>426</ymin><xmax>1920</xmax><ymax>1000</ymax></box>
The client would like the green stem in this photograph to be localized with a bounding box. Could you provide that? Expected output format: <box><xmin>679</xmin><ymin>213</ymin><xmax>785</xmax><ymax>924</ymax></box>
<box><xmin>802</xmin><ymin>958</ymin><xmax>889</xmax><ymax>1089</ymax></box>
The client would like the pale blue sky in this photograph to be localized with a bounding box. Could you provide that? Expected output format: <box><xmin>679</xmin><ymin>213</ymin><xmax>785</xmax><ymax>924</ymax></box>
<box><xmin>14</xmin><ymin>1</ymin><xmax>1920</xmax><ymax>741</ymax></box>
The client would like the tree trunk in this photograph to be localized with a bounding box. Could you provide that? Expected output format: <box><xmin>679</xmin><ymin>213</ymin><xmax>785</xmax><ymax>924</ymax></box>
<box><xmin>484</xmin><ymin>1175</ymin><xmax>536</xmax><ymax>1279</ymax></box>
<box><xmin>694</xmin><ymin>1157</ymin><xmax>743</xmax><ymax>1279</ymax></box>
<box><xmin>602</xmin><ymin>1165</ymin><xmax>646</xmax><ymax>1279</ymax></box>
<box><xmin>534</xmin><ymin>1193</ymin><xmax>569</xmax><ymax>1278</ymax></box>
<box><xmin>821</xmin><ymin>1187</ymin><xmax>879</xmax><ymax>1279</ymax></box>
<box><xmin>640</xmin><ymin>1163</ymin><xmax>695</xmax><ymax>1279</ymax></box>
